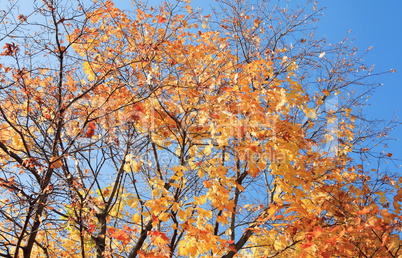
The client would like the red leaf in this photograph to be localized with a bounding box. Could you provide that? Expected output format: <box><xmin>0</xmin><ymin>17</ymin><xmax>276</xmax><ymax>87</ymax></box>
<box><xmin>301</xmin><ymin>242</ymin><xmax>313</xmax><ymax>249</ymax></box>
<box><xmin>152</xmin><ymin>214</ymin><xmax>159</xmax><ymax>223</ymax></box>
<box><xmin>157</xmin><ymin>16</ymin><xmax>167</xmax><ymax>23</ymax></box>
<box><xmin>88</xmin><ymin>224</ymin><xmax>96</xmax><ymax>233</ymax></box>
<box><xmin>85</xmin><ymin>122</ymin><xmax>96</xmax><ymax>138</ymax></box>
<box><xmin>210</xmin><ymin>113</ymin><xmax>219</xmax><ymax>119</ymax></box>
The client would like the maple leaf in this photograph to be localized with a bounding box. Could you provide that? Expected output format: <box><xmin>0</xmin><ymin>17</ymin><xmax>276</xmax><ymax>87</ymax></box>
<box><xmin>108</xmin><ymin>228</ymin><xmax>131</xmax><ymax>245</ymax></box>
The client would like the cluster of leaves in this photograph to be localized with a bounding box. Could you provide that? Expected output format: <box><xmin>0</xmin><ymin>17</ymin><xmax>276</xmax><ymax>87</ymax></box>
<box><xmin>0</xmin><ymin>0</ymin><xmax>400</xmax><ymax>257</ymax></box>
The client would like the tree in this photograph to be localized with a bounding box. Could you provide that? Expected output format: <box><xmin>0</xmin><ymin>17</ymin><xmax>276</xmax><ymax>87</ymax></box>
<box><xmin>0</xmin><ymin>0</ymin><xmax>400</xmax><ymax>257</ymax></box>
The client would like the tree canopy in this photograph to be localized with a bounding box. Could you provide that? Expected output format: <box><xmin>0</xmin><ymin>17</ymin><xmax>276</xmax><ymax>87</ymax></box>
<box><xmin>0</xmin><ymin>0</ymin><xmax>400</xmax><ymax>257</ymax></box>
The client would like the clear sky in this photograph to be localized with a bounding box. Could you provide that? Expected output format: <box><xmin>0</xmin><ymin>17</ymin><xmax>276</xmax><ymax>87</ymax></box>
<box><xmin>113</xmin><ymin>0</ymin><xmax>402</xmax><ymax>167</ymax></box>
<box><xmin>316</xmin><ymin>0</ymin><xmax>402</xmax><ymax>167</ymax></box>
<box><xmin>317</xmin><ymin>0</ymin><xmax>402</xmax><ymax>120</ymax></box>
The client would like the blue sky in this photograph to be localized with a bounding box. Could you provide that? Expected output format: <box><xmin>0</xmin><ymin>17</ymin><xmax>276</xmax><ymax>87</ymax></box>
<box><xmin>316</xmin><ymin>0</ymin><xmax>402</xmax><ymax>166</ymax></box>
<box><xmin>317</xmin><ymin>0</ymin><xmax>402</xmax><ymax>119</ymax></box>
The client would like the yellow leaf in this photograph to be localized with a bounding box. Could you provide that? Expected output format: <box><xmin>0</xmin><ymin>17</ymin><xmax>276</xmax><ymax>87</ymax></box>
<box><xmin>131</xmin><ymin>214</ymin><xmax>141</xmax><ymax>224</ymax></box>
<box><xmin>273</xmin><ymin>239</ymin><xmax>287</xmax><ymax>251</ymax></box>
<box><xmin>82</xmin><ymin>61</ymin><xmax>95</xmax><ymax>81</ymax></box>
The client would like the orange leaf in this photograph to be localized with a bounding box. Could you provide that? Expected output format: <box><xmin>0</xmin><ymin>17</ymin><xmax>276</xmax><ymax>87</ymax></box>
<box><xmin>358</xmin><ymin>206</ymin><xmax>371</xmax><ymax>215</ymax></box>
<box><xmin>210</xmin><ymin>113</ymin><xmax>219</xmax><ymax>119</ymax></box>
<box><xmin>149</xmin><ymin>230</ymin><xmax>169</xmax><ymax>243</ymax></box>
<box><xmin>109</xmin><ymin>228</ymin><xmax>130</xmax><ymax>245</ymax></box>
<box><xmin>301</xmin><ymin>242</ymin><xmax>313</xmax><ymax>249</ymax></box>
<box><xmin>50</xmin><ymin>156</ymin><xmax>63</xmax><ymax>169</ymax></box>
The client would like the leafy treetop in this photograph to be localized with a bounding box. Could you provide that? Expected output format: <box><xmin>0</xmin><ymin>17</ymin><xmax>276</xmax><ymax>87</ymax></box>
<box><xmin>0</xmin><ymin>0</ymin><xmax>400</xmax><ymax>257</ymax></box>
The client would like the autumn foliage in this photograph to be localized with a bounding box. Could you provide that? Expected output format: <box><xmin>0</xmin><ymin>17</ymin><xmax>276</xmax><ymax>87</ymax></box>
<box><xmin>0</xmin><ymin>0</ymin><xmax>400</xmax><ymax>257</ymax></box>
